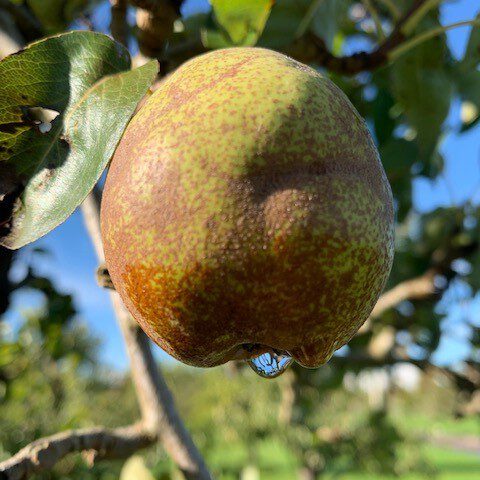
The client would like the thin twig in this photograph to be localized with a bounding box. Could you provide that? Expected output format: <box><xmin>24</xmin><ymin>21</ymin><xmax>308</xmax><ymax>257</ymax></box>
<box><xmin>0</xmin><ymin>424</ymin><xmax>154</xmax><ymax>480</ymax></box>
<box><xmin>400</xmin><ymin>0</ymin><xmax>442</xmax><ymax>36</ymax></box>
<box><xmin>295</xmin><ymin>0</ymin><xmax>325</xmax><ymax>39</ymax></box>
<box><xmin>357</xmin><ymin>270</ymin><xmax>437</xmax><ymax>336</ymax></box>
<box><xmin>129</xmin><ymin>0</ymin><xmax>184</xmax><ymax>15</ymax></box>
<box><xmin>332</xmin><ymin>352</ymin><xmax>480</xmax><ymax>394</ymax></box>
<box><xmin>134</xmin><ymin>3</ymin><xmax>178</xmax><ymax>59</ymax></box>
<box><xmin>0</xmin><ymin>8</ymin><xmax>24</xmax><ymax>59</ymax></box>
<box><xmin>370</xmin><ymin>270</ymin><xmax>437</xmax><ymax>318</ymax></box>
<box><xmin>390</xmin><ymin>18</ymin><xmax>480</xmax><ymax>61</ymax></box>
<box><xmin>0</xmin><ymin>0</ymin><xmax>43</xmax><ymax>41</ymax></box>
<box><xmin>375</xmin><ymin>0</ymin><xmax>401</xmax><ymax>20</ymax></box>
<box><xmin>360</xmin><ymin>225</ymin><xmax>479</xmax><ymax>334</ymax></box>
<box><xmin>362</xmin><ymin>0</ymin><xmax>386</xmax><ymax>40</ymax></box>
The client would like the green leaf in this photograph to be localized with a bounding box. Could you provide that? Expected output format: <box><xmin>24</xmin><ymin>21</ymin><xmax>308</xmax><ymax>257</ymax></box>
<box><xmin>258</xmin><ymin>0</ymin><xmax>309</xmax><ymax>48</ymax></box>
<box><xmin>258</xmin><ymin>0</ymin><xmax>350</xmax><ymax>49</ymax></box>
<box><xmin>379</xmin><ymin>138</ymin><xmax>417</xmax><ymax>221</ymax></box>
<box><xmin>0</xmin><ymin>343</ymin><xmax>20</xmax><ymax>368</ymax></box>
<box><xmin>210</xmin><ymin>0</ymin><xmax>274</xmax><ymax>46</ymax></box>
<box><xmin>0</xmin><ymin>31</ymin><xmax>158</xmax><ymax>249</ymax></box>
<box><xmin>390</xmin><ymin>15</ymin><xmax>452</xmax><ymax>159</ymax></box>
<box><xmin>201</xmin><ymin>28</ymin><xmax>236</xmax><ymax>49</ymax></box>
<box><xmin>380</xmin><ymin>138</ymin><xmax>416</xmax><ymax>182</ymax></box>
<box><xmin>462</xmin><ymin>15</ymin><xmax>480</xmax><ymax>71</ymax></box>
<box><xmin>311</xmin><ymin>0</ymin><xmax>350</xmax><ymax>50</ymax></box>
<box><xmin>451</xmin><ymin>18</ymin><xmax>480</xmax><ymax>130</ymax></box>
<box><xmin>201</xmin><ymin>13</ymin><xmax>237</xmax><ymax>49</ymax></box>
<box><xmin>373</xmin><ymin>88</ymin><xmax>396</xmax><ymax>146</ymax></box>
<box><xmin>454</xmin><ymin>18</ymin><xmax>480</xmax><ymax>121</ymax></box>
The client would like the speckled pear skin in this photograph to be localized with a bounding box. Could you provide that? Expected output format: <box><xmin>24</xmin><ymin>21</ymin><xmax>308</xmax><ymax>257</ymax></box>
<box><xmin>101</xmin><ymin>47</ymin><xmax>394</xmax><ymax>368</ymax></box>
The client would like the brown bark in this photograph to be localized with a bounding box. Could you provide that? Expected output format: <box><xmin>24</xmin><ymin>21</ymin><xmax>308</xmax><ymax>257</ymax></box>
<box><xmin>0</xmin><ymin>425</ymin><xmax>154</xmax><ymax>480</ymax></box>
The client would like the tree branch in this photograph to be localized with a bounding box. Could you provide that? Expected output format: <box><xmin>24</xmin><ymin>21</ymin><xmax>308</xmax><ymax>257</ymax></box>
<box><xmin>376</xmin><ymin>0</ymin><xmax>401</xmax><ymax>20</ymax></box>
<box><xmin>400</xmin><ymin>0</ymin><xmax>442</xmax><ymax>36</ymax></box>
<box><xmin>129</xmin><ymin>0</ymin><xmax>184</xmax><ymax>15</ymax></box>
<box><xmin>110</xmin><ymin>0</ymin><xmax>129</xmax><ymax>47</ymax></box>
<box><xmin>0</xmin><ymin>0</ymin><xmax>43</xmax><ymax>40</ymax></box>
<box><xmin>356</xmin><ymin>270</ymin><xmax>437</xmax><ymax>336</ymax></box>
<box><xmin>333</xmin><ymin>353</ymin><xmax>480</xmax><ymax>397</ymax></box>
<box><xmin>81</xmin><ymin>192</ymin><xmax>212</xmax><ymax>480</ymax></box>
<box><xmin>389</xmin><ymin>18</ymin><xmax>480</xmax><ymax>61</ymax></box>
<box><xmin>0</xmin><ymin>7</ymin><xmax>24</xmax><ymax>59</ymax></box>
<box><xmin>362</xmin><ymin>0</ymin><xmax>386</xmax><ymax>40</ymax></box>
<box><xmin>134</xmin><ymin>1</ymin><xmax>179</xmax><ymax>60</ymax></box>
<box><xmin>0</xmin><ymin>246</ymin><xmax>14</xmax><ymax>315</ymax></box>
<box><xmin>361</xmin><ymin>228</ymin><xmax>479</xmax><ymax>332</ymax></box>
<box><xmin>370</xmin><ymin>269</ymin><xmax>437</xmax><ymax>319</ymax></box>
<box><xmin>297</xmin><ymin>0</ymin><xmax>434</xmax><ymax>74</ymax></box>
<box><xmin>278</xmin><ymin>369</ymin><xmax>296</xmax><ymax>425</ymax></box>
<box><xmin>0</xmin><ymin>424</ymin><xmax>154</xmax><ymax>480</ymax></box>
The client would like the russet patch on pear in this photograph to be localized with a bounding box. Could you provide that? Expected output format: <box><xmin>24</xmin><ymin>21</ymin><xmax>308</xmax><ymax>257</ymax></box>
<box><xmin>101</xmin><ymin>47</ymin><xmax>394</xmax><ymax>370</ymax></box>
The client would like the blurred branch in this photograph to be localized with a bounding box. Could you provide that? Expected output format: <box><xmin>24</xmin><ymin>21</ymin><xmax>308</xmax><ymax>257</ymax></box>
<box><xmin>390</xmin><ymin>18</ymin><xmax>480</xmax><ymax>61</ymax></box>
<box><xmin>362</xmin><ymin>225</ymin><xmax>479</xmax><ymax>332</ymax></box>
<box><xmin>0</xmin><ymin>7</ymin><xmax>24</xmax><ymax>59</ymax></box>
<box><xmin>110</xmin><ymin>0</ymin><xmax>129</xmax><ymax>47</ymax></box>
<box><xmin>362</xmin><ymin>0</ymin><xmax>386</xmax><ymax>40</ymax></box>
<box><xmin>456</xmin><ymin>391</ymin><xmax>480</xmax><ymax>417</ymax></box>
<box><xmin>133</xmin><ymin>0</ymin><xmax>180</xmax><ymax>60</ymax></box>
<box><xmin>295</xmin><ymin>0</ymin><xmax>325</xmax><ymax>39</ymax></box>
<box><xmin>400</xmin><ymin>0</ymin><xmax>442</xmax><ymax>36</ymax></box>
<box><xmin>445</xmin><ymin>361</ymin><xmax>480</xmax><ymax>395</ymax></box>
<box><xmin>331</xmin><ymin>352</ymin><xmax>425</xmax><ymax>368</ymax></box>
<box><xmin>357</xmin><ymin>270</ymin><xmax>437</xmax><ymax>335</ymax></box>
<box><xmin>0</xmin><ymin>0</ymin><xmax>43</xmax><ymax>41</ymax></box>
<box><xmin>0</xmin><ymin>424</ymin><xmax>154</xmax><ymax>480</ymax></box>
<box><xmin>81</xmin><ymin>192</ymin><xmax>212</xmax><ymax>480</ymax></box>
<box><xmin>371</xmin><ymin>270</ymin><xmax>437</xmax><ymax>319</ymax></box>
<box><xmin>96</xmin><ymin>263</ymin><xmax>115</xmax><ymax>289</ymax></box>
<box><xmin>333</xmin><ymin>352</ymin><xmax>479</xmax><ymax>397</ymax></box>
<box><xmin>375</xmin><ymin>0</ymin><xmax>401</xmax><ymax>20</ymax></box>
<box><xmin>0</xmin><ymin>246</ymin><xmax>14</xmax><ymax>315</ymax></box>
<box><xmin>302</xmin><ymin>0</ymin><xmax>439</xmax><ymax>74</ymax></box>
<box><xmin>430</xmin><ymin>432</ymin><xmax>480</xmax><ymax>455</ymax></box>
<box><xmin>278</xmin><ymin>369</ymin><xmax>296</xmax><ymax>425</ymax></box>
<box><xmin>129</xmin><ymin>0</ymin><xmax>184</xmax><ymax>15</ymax></box>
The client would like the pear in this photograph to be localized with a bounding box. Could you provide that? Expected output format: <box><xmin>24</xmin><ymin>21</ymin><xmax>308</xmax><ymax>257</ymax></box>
<box><xmin>101</xmin><ymin>48</ymin><xmax>394</xmax><ymax>369</ymax></box>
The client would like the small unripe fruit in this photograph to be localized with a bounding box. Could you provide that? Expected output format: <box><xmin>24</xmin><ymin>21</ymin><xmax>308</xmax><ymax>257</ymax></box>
<box><xmin>101</xmin><ymin>48</ymin><xmax>394</xmax><ymax>369</ymax></box>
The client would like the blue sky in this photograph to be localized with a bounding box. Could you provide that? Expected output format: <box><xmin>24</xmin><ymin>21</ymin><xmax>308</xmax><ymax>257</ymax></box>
<box><xmin>4</xmin><ymin>0</ymin><xmax>480</xmax><ymax>370</ymax></box>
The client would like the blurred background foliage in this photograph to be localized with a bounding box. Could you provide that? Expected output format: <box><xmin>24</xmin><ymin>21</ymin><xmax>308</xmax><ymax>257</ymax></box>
<box><xmin>0</xmin><ymin>0</ymin><xmax>479</xmax><ymax>479</ymax></box>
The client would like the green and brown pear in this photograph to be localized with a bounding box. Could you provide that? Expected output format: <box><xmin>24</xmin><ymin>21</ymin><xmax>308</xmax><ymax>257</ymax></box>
<box><xmin>101</xmin><ymin>47</ymin><xmax>394</xmax><ymax>369</ymax></box>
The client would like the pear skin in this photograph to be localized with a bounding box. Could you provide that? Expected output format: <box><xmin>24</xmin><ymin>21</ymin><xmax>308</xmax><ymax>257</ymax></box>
<box><xmin>101</xmin><ymin>48</ymin><xmax>394</xmax><ymax>368</ymax></box>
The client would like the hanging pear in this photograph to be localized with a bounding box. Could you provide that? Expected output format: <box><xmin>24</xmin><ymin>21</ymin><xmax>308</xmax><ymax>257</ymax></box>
<box><xmin>101</xmin><ymin>48</ymin><xmax>394</xmax><ymax>370</ymax></box>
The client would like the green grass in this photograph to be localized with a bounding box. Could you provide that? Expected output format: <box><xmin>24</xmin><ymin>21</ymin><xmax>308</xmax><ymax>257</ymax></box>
<box><xmin>212</xmin><ymin>411</ymin><xmax>479</xmax><ymax>480</ymax></box>
<box><xmin>340</xmin><ymin>446</ymin><xmax>479</xmax><ymax>479</ymax></box>
<box><xmin>400</xmin><ymin>414</ymin><xmax>480</xmax><ymax>436</ymax></box>
<box><xmin>239</xmin><ymin>446</ymin><xmax>480</xmax><ymax>480</ymax></box>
